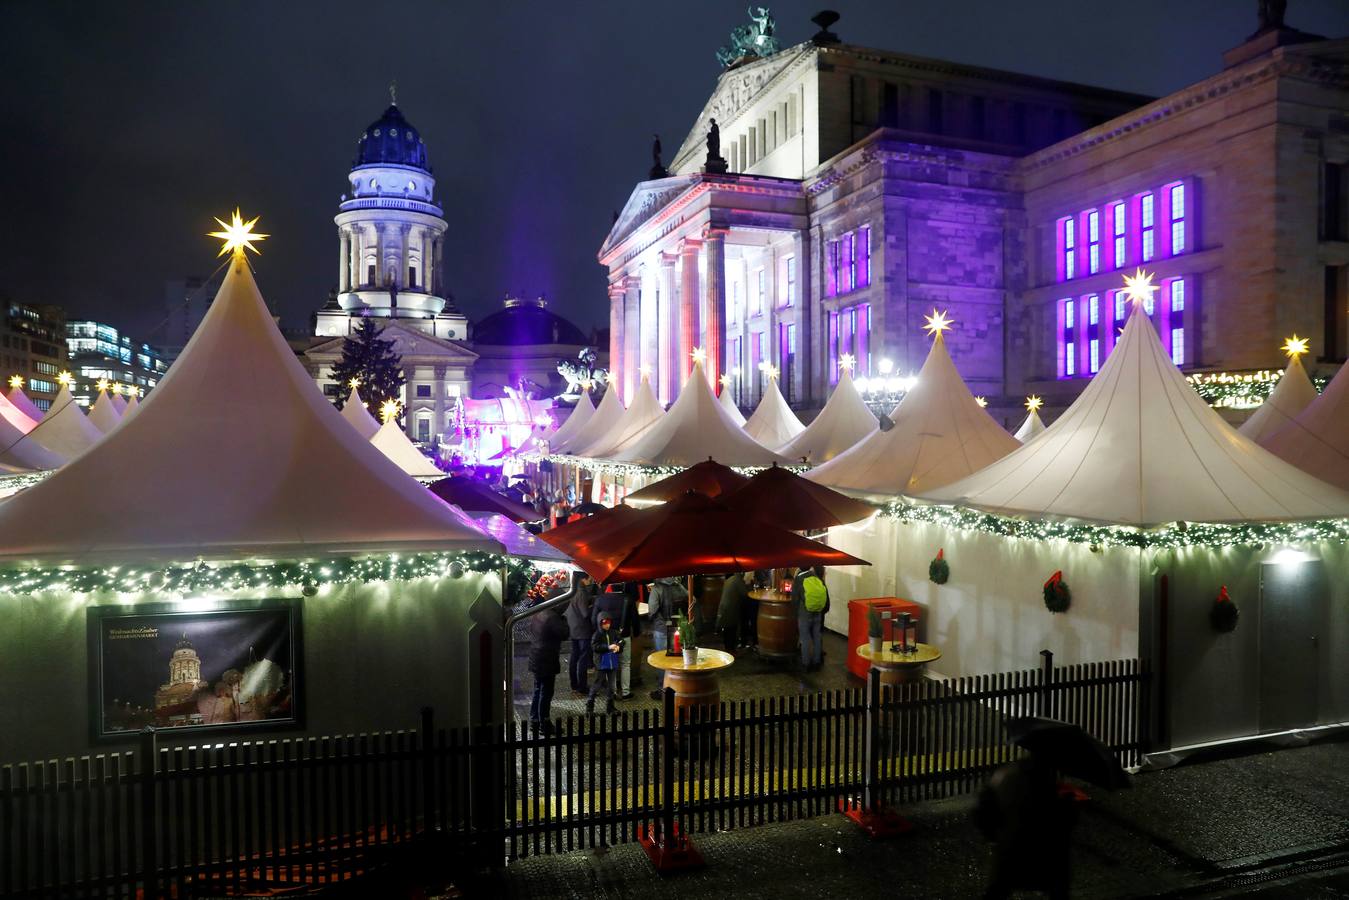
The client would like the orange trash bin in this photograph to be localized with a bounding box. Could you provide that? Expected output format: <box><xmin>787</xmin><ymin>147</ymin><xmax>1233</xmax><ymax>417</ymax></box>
<box><xmin>847</xmin><ymin>597</ymin><xmax>923</xmax><ymax>680</ymax></box>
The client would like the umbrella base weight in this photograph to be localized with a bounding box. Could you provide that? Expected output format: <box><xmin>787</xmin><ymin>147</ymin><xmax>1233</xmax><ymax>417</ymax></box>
<box><xmin>637</xmin><ymin>822</ymin><xmax>705</xmax><ymax>873</ymax></box>
<box><xmin>840</xmin><ymin>799</ymin><xmax>913</xmax><ymax>839</ymax></box>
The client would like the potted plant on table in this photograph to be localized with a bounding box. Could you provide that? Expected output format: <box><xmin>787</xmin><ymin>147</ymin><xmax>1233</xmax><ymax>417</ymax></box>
<box><xmin>679</xmin><ymin>616</ymin><xmax>699</xmax><ymax>667</ymax></box>
<box><xmin>867</xmin><ymin>607</ymin><xmax>884</xmax><ymax>655</ymax></box>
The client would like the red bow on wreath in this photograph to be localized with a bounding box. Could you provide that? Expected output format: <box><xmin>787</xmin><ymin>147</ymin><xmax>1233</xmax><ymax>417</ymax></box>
<box><xmin>936</xmin><ymin>548</ymin><xmax>944</xmax><ymax>561</ymax></box>
<box><xmin>1044</xmin><ymin>570</ymin><xmax>1063</xmax><ymax>589</ymax></box>
<box><xmin>1217</xmin><ymin>585</ymin><xmax>1231</xmax><ymax>603</ymax></box>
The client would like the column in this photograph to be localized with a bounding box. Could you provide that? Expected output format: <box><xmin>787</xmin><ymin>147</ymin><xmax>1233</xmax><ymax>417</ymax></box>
<box><xmin>623</xmin><ymin>276</ymin><xmax>641</xmax><ymax>402</ymax></box>
<box><xmin>350</xmin><ymin>229</ymin><xmax>361</xmax><ymax>289</ymax></box>
<box><xmin>422</xmin><ymin>230</ymin><xmax>433</xmax><ymax>292</ymax></box>
<box><xmin>802</xmin><ymin>226</ymin><xmax>819</xmax><ymax>407</ymax></box>
<box><xmin>608</xmin><ymin>282</ymin><xmax>625</xmax><ymax>402</ymax></box>
<box><xmin>402</xmin><ymin>365</ymin><xmax>417</xmax><ymax>438</ymax></box>
<box><xmin>399</xmin><ymin>225</ymin><xmax>411</xmax><ymax>290</ymax></box>
<box><xmin>678</xmin><ymin>239</ymin><xmax>702</xmax><ymax>391</ymax></box>
<box><xmin>375</xmin><ymin>225</ymin><xmax>387</xmax><ymax>288</ymax></box>
<box><xmin>640</xmin><ymin>269</ymin><xmax>659</xmax><ymax>396</ymax></box>
<box><xmin>657</xmin><ymin>252</ymin><xmax>678</xmax><ymax>404</ymax></box>
<box><xmin>430</xmin><ymin>236</ymin><xmax>441</xmax><ymax>295</ymax></box>
<box><xmin>702</xmin><ymin>227</ymin><xmax>729</xmax><ymax>389</ymax></box>
<box><xmin>339</xmin><ymin>229</ymin><xmax>351</xmax><ymax>292</ymax></box>
<box><xmin>433</xmin><ymin>364</ymin><xmax>446</xmax><ymax>444</ymax></box>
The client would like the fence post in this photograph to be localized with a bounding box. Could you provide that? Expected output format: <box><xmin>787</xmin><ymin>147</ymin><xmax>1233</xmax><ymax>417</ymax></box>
<box><xmin>420</xmin><ymin>707</ymin><xmax>436</xmax><ymax>834</ymax></box>
<box><xmin>139</xmin><ymin>727</ymin><xmax>159</xmax><ymax>900</ymax></box>
<box><xmin>661</xmin><ymin>687</ymin><xmax>676</xmax><ymax>844</ymax></box>
<box><xmin>863</xmin><ymin>668</ymin><xmax>880</xmax><ymax>812</ymax></box>
<box><xmin>1039</xmin><ymin>649</ymin><xmax>1054</xmax><ymax>719</ymax></box>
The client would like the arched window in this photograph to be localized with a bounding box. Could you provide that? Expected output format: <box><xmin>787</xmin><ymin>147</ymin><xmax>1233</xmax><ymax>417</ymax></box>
<box><xmin>365</xmin><ymin>255</ymin><xmax>377</xmax><ymax>286</ymax></box>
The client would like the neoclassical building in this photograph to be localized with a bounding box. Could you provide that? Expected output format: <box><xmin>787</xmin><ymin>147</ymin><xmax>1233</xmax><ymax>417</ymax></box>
<box><xmin>600</xmin><ymin>8</ymin><xmax>1349</xmax><ymax>424</ymax></box>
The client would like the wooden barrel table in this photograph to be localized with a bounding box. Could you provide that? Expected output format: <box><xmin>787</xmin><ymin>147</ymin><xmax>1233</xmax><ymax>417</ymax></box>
<box><xmin>855</xmin><ymin>643</ymin><xmax>942</xmax><ymax>686</ymax></box>
<box><xmin>751</xmin><ymin>589</ymin><xmax>797</xmax><ymax>660</ymax></box>
<box><xmin>647</xmin><ymin>649</ymin><xmax>735</xmax><ymax>724</ymax></box>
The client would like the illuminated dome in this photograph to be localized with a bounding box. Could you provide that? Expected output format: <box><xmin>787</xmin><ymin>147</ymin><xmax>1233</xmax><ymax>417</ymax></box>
<box><xmin>474</xmin><ymin>296</ymin><xmax>587</xmax><ymax>346</ymax></box>
<box><xmin>353</xmin><ymin>104</ymin><xmax>431</xmax><ymax>172</ymax></box>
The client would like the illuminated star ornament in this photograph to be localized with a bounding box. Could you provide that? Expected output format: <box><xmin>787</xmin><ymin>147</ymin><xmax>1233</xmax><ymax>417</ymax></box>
<box><xmin>1281</xmin><ymin>335</ymin><xmax>1309</xmax><ymax>358</ymax></box>
<box><xmin>690</xmin><ymin>346</ymin><xmax>707</xmax><ymax>366</ymax></box>
<box><xmin>379</xmin><ymin>399</ymin><xmax>401</xmax><ymax>424</ymax></box>
<box><xmin>839</xmin><ymin>353</ymin><xmax>857</xmax><ymax>373</ymax></box>
<box><xmin>975</xmin><ymin>396</ymin><xmax>988</xmax><ymax>408</ymax></box>
<box><xmin>758</xmin><ymin>361</ymin><xmax>780</xmax><ymax>380</ymax></box>
<box><xmin>718</xmin><ymin>373</ymin><xmax>734</xmax><ymax>388</ymax></box>
<box><xmin>638</xmin><ymin>364</ymin><xmax>652</xmax><ymax>379</ymax></box>
<box><xmin>208</xmin><ymin>208</ymin><xmax>268</xmax><ymax>258</ymax></box>
<box><xmin>110</xmin><ymin>383</ymin><xmax>123</xmax><ymax>396</ymax></box>
<box><xmin>924</xmin><ymin>309</ymin><xmax>954</xmax><ymax>338</ymax></box>
<box><xmin>96</xmin><ymin>378</ymin><xmax>110</xmax><ymax>393</ymax></box>
<box><xmin>57</xmin><ymin>371</ymin><xmax>73</xmax><ymax>387</ymax></box>
<box><xmin>348</xmin><ymin>377</ymin><xmax>361</xmax><ymax>390</ymax></box>
<box><xmin>8</xmin><ymin>375</ymin><xmax>22</xmax><ymax>389</ymax></box>
<box><xmin>1121</xmin><ymin>268</ymin><xmax>1159</xmax><ymax>310</ymax></box>
<box><xmin>1025</xmin><ymin>394</ymin><xmax>1043</xmax><ymax>413</ymax></box>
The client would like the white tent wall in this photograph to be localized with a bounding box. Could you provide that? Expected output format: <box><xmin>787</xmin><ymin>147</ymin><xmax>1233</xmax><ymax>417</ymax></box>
<box><xmin>825</xmin><ymin>517</ymin><xmax>1142</xmax><ymax>680</ymax></box>
<box><xmin>0</xmin><ymin>571</ymin><xmax>501</xmax><ymax>764</ymax></box>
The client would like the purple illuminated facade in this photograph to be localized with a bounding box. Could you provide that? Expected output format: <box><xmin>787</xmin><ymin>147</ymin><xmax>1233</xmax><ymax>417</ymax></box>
<box><xmin>600</xmin><ymin>13</ymin><xmax>1349</xmax><ymax>424</ymax></box>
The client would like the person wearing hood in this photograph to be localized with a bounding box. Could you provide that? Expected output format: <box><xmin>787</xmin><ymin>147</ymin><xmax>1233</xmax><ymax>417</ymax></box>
<box><xmin>717</xmin><ymin>572</ymin><xmax>749</xmax><ymax>650</ymax></box>
<box><xmin>565</xmin><ymin>574</ymin><xmax>597</xmax><ymax>695</ymax></box>
<box><xmin>527</xmin><ymin>605</ymin><xmax>568</xmax><ymax>733</ymax></box>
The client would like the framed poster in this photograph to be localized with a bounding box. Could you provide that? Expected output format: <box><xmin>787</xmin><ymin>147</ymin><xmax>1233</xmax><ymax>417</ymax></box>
<box><xmin>87</xmin><ymin>598</ymin><xmax>302</xmax><ymax>742</ymax></box>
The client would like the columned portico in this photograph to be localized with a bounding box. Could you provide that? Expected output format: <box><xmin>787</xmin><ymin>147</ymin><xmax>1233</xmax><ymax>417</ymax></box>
<box><xmin>623</xmin><ymin>276</ymin><xmax>641</xmax><ymax>402</ymax></box>
<box><xmin>608</xmin><ymin>281</ymin><xmax>626</xmax><ymax>401</ymax></box>
<box><xmin>657</xmin><ymin>253</ymin><xmax>678</xmax><ymax>404</ymax></box>
<box><xmin>678</xmin><ymin>239</ymin><xmax>701</xmax><ymax>383</ymax></box>
<box><xmin>702</xmin><ymin>226</ymin><xmax>729</xmax><ymax>390</ymax></box>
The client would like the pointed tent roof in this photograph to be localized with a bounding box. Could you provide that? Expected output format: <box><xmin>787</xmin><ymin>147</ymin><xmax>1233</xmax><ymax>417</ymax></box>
<box><xmin>0</xmin><ymin>413</ymin><xmax>65</xmax><ymax>471</ymax></box>
<box><xmin>718</xmin><ymin>384</ymin><xmax>747</xmax><ymax>427</ymax></box>
<box><xmin>110</xmin><ymin>391</ymin><xmax>128</xmax><ymax>414</ymax></box>
<box><xmin>25</xmin><ymin>384</ymin><xmax>104</xmax><ymax>461</ymax></box>
<box><xmin>0</xmin><ymin>391</ymin><xmax>37</xmax><ymax>434</ymax></box>
<box><xmin>744</xmin><ymin>376</ymin><xmax>806</xmax><ymax>450</ymax></box>
<box><xmin>370</xmin><ymin>419</ymin><xmax>444</xmax><ymax>478</ymax></box>
<box><xmin>610</xmin><ymin>361</ymin><xmax>788</xmax><ymax>467</ymax></box>
<box><xmin>545</xmin><ymin>390</ymin><xmax>595</xmax><ymax>454</ymax></box>
<box><xmin>1238</xmin><ymin>352</ymin><xmax>1317</xmax><ymax>443</ymax></box>
<box><xmin>1013</xmin><ymin>408</ymin><xmax>1046</xmax><ymax>442</ymax></box>
<box><xmin>807</xmin><ymin>329</ymin><xmax>1020</xmax><ymax>497</ymax></box>
<box><xmin>921</xmin><ymin>300</ymin><xmax>1349</xmax><ymax>525</ymax></box>
<box><xmin>121</xmin><ymin>392</ymin><xmax>141</xmax><ymax>423</ymax></box>
<box><xmin>0</xmin><ymin>254</ymin><xmax>498</xmax><ymax>563</ymax></box>
<box><xmin>558</xmin><ymin>384</ymin><xmax>625</xmax><ymax>456</ymax></box>
<box><xmin>777</xmin><ymin>368</ymin><xmax>877</xmax><ymax>465</ymax></box>
<box><xmin>1260</xmin><ymin>358</ymin><xmax>1349</xmax><ymax>491</ymax></box>
<box><xmin>6</xmin><ymin>386</ymin><xmax>44</xmax><ymax>423</ymax></box>
<box><xmin>578</xmin><ymin>374</ymin><xmax>665</xmax><ymax>458</ymax></box>
<box><xmin>340</xmin><ymin>386</ymin><xmax>381</xmax><ymax>440</ymax></box>
<box><xmin>87</xmin><ymin>389</ymin><xmax>124</xmax><ymax>433</ymax></box>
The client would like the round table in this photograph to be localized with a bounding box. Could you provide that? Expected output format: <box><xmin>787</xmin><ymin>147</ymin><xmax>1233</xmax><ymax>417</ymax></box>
<box><xmin>647</xmin><ymin>648</ymin><xmax>735</xmax><ymax>722</ymax></box>
<box><xmin>855</xmin><ymin>643</ymin><xmax>941</xmax><ymax>686</ymax></box>
<box><xmin>750</xmin><ymin>589</ymin><xmax>797</xmax><ymax>659</ymax></box>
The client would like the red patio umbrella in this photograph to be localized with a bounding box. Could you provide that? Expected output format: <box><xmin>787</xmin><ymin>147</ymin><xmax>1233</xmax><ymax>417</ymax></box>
<box><xmin>538</xmin><ymin>503</ymin><xmax>642</xmax><ymax>558</ymax></box>
<box><xmin>428</xmin><ymin>476</ymin><xmax>541</xmax><ymax>522</ymax></box>
<box><xmin>721</xmin><ymin>462</ymin><xmax>876</xmax><ymax>531</ymax></box>
<box><xmin>625</xmin><ymin>458</ymin><xmax>749</xmax><ymax>504</ymax></box>
<box><xmin>569</xmin><ymin>491</ymin><xmax>869</xmax><ymax>588</ymax></box>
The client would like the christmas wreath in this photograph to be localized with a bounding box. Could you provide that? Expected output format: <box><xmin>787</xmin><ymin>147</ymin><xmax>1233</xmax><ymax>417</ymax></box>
<box><xmin>929</xmin><ymin>548</ymin><xmax>950</xmax><ymax>585</ymax></box>
<box><xmin>1210</xmin><ymin>585</ymin><xmax>1239</xmax><ymax>633</ymax></box>
<box><xmin>1043</xmin><ymin>571</ymin><xmax>1071</xmax><ymax>613</ymax></box>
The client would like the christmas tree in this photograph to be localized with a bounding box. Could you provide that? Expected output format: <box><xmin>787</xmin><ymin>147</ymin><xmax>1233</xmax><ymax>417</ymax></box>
<box><xmin>328</xmin><ymin>319</ymin><xmax>406</xmax><ymax>416</ymax></box>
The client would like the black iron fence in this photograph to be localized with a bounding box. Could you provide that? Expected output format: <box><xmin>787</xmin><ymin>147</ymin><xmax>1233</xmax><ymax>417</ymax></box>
<box><xmin>0</xmin><ymin>653</ymin><xmax>1147</xmax><ymax>898</ymax></box>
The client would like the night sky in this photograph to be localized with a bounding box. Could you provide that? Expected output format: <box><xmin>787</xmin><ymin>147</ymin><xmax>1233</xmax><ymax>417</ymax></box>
<box><xmin>3</xmin><ymin>1</ymin><xmax>1346</xmax><ymax>343</ymax></box>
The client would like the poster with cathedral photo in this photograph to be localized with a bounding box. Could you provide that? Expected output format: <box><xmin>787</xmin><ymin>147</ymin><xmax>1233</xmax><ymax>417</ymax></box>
<box><xmin>88</xmin><ymin>600</ymin><xmax>302</xmax><ymax>741</ymax></box>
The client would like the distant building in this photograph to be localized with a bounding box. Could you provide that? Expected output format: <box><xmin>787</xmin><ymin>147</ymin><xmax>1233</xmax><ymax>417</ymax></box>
<box><xmin>472</xmin><ymin>295</ymin><xmax>595</xmax><ymax>399</ymax></box>
<box><xmin>161</xmin><ymin>275</ymin><xmax>223</xmax><ymax>363</ymax></box>
<box><xmin>66</xmin><ymin>321</ymin><xmax>168</xmax><ymax>406</ymax></box>
<box><xmin>1</xmin><ymin>300</ymin><xmax>67</xmax><ymax>411</ymax></box>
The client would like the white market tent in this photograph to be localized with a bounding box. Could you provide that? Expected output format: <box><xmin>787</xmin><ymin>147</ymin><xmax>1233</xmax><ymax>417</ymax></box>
<box><xmin>718</xmin><ymin>384</ymin><xmax>747</xmax><ymax>427</ymax></box>
<box><xmin>110</xmin><ymin>391</ymin><xmax>129</xmax><ymax>414</ymax></box>
<box><xmin>1260</xmin><ymin>357</ymin><xmax>1349</xmax><ymax>491</ymax></box>
<box><xmin>121</xmin><ymin>392</ymin><xmax>141</xmax><ymax>423</ymax></box>
<box><xmin>0</xmin><ymin>254</ymin><xmax>498</xmax><ymax>562</ymax></box>
<box><xmin>340</xmin><ymin>385</ymin><xmax>381</xmax><ymax>440</ymax></box>
<box><xmin>1013</xmin><ymin>406</ymin><xmax>1046</xmax><ymax>442</ymax></box>
<box><xmin>543</xmin><ymin>390</ymin><xmax>594</xmax><ymax>454</ymax></box>
<box><xmin>777</xmin><ymin>367</ymin><xmax>877</xmax><ymax>465</ymax></box>
<box><xmin>0</xmin><ymin>391</ymin><xmax>38</xmax><ymax>434</ymax></box>
<box><xmin>609</xmin><ymin>361</ymin><xmax>788</xmax><ymax>467</ymax></box>
<box><xmin>920</xmin><ymin>301</ymin><xmax>1349</xmax><ymax>525</ymax></box>
<box><xmin>370</xmin><ymin>418</ymin><xmax>445</xmax><ymax>479</ymax></box>
<box><xmin>1238</xmin><ymin>350</ymin><xmax>1318</xmax><ymax>443</ymax></box>
<box><xmin>557</xmin><ymin>384</ymin><xmax>624</xmax><ymax>456</ymax></box>
<box><xmin>807</xmin><ymin>327</ymin><xmax>1020</xmax><ymax>496</ymax></box>
<box><xmin>87</xmin><ymin>388</ymin><xmax>124</xmax><ymax>433</ymax></box>
<box><xmin>6</xmin><ymin>386</ymin><xmax>44</xmax><ymax>423</ymax></box>
<box><xmin>743</xmin><ymin>376</ymin><xmax>805</xmax><ymax>450</ymax></box>
<box><xmin>25</xmin><ymin>384</ymin><xmax>104</xmax><ymax>462</ymax></box>
<box><xmin>0</xmin><ymin>413</ymin><xmax>65</xmax><ymax>471</ymax></box>
<box><xmin>577</xmin><ymin>373</ymin><xmax>664</xmax><ymax>458</ymax></box>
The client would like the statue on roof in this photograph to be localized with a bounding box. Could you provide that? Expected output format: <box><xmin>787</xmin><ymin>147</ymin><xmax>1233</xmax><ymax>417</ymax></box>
<box><xmin>716</xmin><ymin>7</ymin><xmax>780</xmax><ymax>69</ymax></box>
<box><xmin>704</xmin><ymin>119</ymin><xmax>728</xmax><ymax>174</ymax></box>
<box><xmin>649</xmin><ymin>133</ymin><xmax>669</xmax><ymax>180</ymax></box>
<box><xmin>1257</xmin><ymin>0</ymin><xmax>1288</xmax><ymax>31</ymax></box>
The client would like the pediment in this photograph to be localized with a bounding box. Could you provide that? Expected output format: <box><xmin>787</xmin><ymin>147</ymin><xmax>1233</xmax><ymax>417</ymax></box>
<box><xmin>304</xmin><ymin>321</ymin><xmax>478</xmax><ymax>362</ymax></box>
<box><xmin>599</xmin><ymin>175</ymin><xmax>699</xmax><ymax>259</ymax></box>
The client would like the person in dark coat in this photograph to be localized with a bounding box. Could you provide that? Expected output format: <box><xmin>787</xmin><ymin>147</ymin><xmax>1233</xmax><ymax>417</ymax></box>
<box><xmin>717</xmin><ymin>572</ymin><xmax>748</xmax><ymax>650</ymax></box>
<box><xmin>592</xmin><ymin>583</ymin><xmax>638</xmax><ymax>699</ymax></box>
<box><xmin>974</xmin><ymin>755</ymin><xmax>1077</xmax><ymax>899</ymax></box>
<box><xmin>527</xmin><ymin>606</ymin><xmax>568</xmax><ymax>733</ymax></box>
<box><xmin>586</xmin><ymin>615</ymin><xmax>622</xmax><ymax>715</ymax></box>
<box><xmin>564</xmin><ymin>575</ymin><xmax>596</xmax><ymax>695</ymax></box>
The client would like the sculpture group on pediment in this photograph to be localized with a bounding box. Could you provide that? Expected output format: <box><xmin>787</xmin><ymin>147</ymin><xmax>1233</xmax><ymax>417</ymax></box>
<box><xmin>717</xmin><ymin>7</ymin><xmax>780</xmax><ymax>69</ymax></box>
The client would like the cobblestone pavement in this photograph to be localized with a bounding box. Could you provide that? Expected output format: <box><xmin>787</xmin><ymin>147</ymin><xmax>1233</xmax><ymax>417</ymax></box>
<box><xmin>487</xmin><ymin>739</ymin><xmax>1349</xmax><ymax>900</ymax></box>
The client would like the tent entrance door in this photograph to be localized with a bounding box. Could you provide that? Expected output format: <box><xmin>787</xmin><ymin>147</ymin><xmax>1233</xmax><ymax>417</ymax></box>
<box><xmin>1258</xmin><ymin>560</ymin><xmax>1325</xmax><ymax>733</ymax></box>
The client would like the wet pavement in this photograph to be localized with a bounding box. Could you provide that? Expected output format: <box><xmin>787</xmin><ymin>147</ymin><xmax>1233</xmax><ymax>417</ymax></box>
<box><xmin>488</xmin><ymin>738</ymin><xmax>1349</xmax><ymax>899</ymax></box>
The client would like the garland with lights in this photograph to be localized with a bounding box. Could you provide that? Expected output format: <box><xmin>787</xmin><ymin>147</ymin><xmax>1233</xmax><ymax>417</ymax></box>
<box><xmin>1210</xmin><ymin>585</ymin><xmax>1239</xmax><ymax>633</ymax></box>
<box><xmin>878</xmin><ymin>499</ymin><xmax>1349</xmax><ymax>550</ymax></box>
<box><xmin>1043</xmin><ymin>571</ymin><xmax>1071</xmax><ymax>613</ymax></box>
<box><xmin>928</xmin><ymin>548</ymin><xmax>949</xmax><ymax>584</ymax></box>
<box><xmin>0</xmin><ymin>550</ymin><xmax>562</xmax><ymax>599</ymax></box>
<box><xmin>538</xmin><ymin>454</ymin><xmax>808</xmax><ymax>480</ymax></box>
<box><xmin>1186</xmin><ymin>370</ymin><xmax>1328</xmax><ymax>410</ymax></box>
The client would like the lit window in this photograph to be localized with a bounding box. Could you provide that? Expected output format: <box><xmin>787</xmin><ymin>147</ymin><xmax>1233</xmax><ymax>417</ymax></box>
<box><xmin>858</xmin><ymin>225</ymin><xmax>871</xmax><ymax>287</ymax></box>
<box><xmin>1060</xmin><ymin>217</ymin><xmax>1076</xmax><ymax>280</ymax></box>
<box><xmin>1140</xmin><ymin>192</ymin><xmax>1155</xmax><ymax>262</ymax></box>
<box><xmin>842</xmin><ymin>232</ymin><xmax>856</xmax><ymax>293</ymax></box>
<box><xmin>753</xmin><ymin>269</ymin><xmax>765</xmax><ymax>316</ymax></box>
<box><xmin>1061</xmin><ymin>298</ymin><xmax>1076</xmax><ymax>377</ymax></box>
<box><xmin>751</xmin><ymin>332</ymin><xmax>763</xmax><ymax>390</ymax></box>
<box><xmin>783</xmin><ymin>255</ymin><xmax>796</xmax><ymax>307</ymax></box>
<box><xmin>1111</xmin><ymin>202</ymin><xmax>1126</xmax><ymax>268</ymax></box>
<box><xmin>1087</xmin><ymin>210</ymin><xmax>1100</xmax><ymax>274</ymax></box>
<box><xmin>1168</xmin><ymin>182</ymin><xmax>1186</xmax><ymax>254</ymax></box>
<box><xmin>826</xmin><ymin>241</ymin><xmax>839</xmax><ymax>297</ymax></box>
<box><xmin>828</xmin><ymin>311</ymin><xmax>840</xmax><ymax>384</ymax></box>
<box><xmin>1168</xmin><ymin>278</ymin><xmax>1186</xmax><ymax>365</ymax></box>
<box><xmin>779</xmin><ymin>322</ymin><xmax>797</xmax><ymax>402</ymax></box>
<box><xmin>1086</xmin><ymin>294</ymin><xmax>1100</xmax><ymax>373</ymax></box>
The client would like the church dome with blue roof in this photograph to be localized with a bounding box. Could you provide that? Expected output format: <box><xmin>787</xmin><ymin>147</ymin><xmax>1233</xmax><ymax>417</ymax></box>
<box><xmin>353</xmin><ymin>104</ymin><xmax>431</xmax><ymax>172</ymax></box>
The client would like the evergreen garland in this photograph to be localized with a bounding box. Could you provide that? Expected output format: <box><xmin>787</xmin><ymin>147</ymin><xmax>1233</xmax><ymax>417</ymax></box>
<box><xmin>1210</xmin><ymin>585</ymin><xmax>1239</xmax><ymax>633</ymax></box>
<box><xmin>1043</xmin><ymin>571</ymin><xmax>1071</xmax><ymax>613</ymax></box>
<box><xmin>928</xmin><ymin>548</ymin><xmax>949</xmax><ymax>584</ymax></box>
<box><xmin>328</xmin><ymin>319</ymin><xmax>407</xmax><ymax>416</ymax></box>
